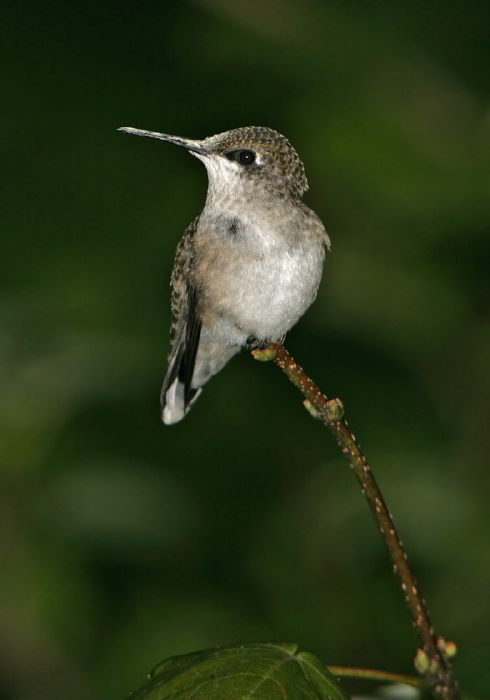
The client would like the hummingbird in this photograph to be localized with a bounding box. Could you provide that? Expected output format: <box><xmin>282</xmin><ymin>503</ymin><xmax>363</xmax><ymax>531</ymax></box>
<box><xmin>118</xmin><ymin>125</ymin><xmax>330</xmax><ymax>424</ymax></box>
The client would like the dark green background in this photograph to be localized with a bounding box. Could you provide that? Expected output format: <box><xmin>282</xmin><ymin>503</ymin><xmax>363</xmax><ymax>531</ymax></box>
<box><xmin>2</xmin><ymin>1</ymin><xmax>489</xmax><ymax>698</ymax></box>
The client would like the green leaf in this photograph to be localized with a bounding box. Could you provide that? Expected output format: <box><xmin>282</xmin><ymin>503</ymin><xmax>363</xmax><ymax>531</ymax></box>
<box><xmin>127</xmin><ymin>642</ymin><xmax>349</xmax><ymax>699</ymax></box>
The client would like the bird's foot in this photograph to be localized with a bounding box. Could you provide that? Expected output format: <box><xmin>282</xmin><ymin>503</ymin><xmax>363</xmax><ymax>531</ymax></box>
<box><xmin>245</xmin><ymin>336</ymin><xmax>270</xmax><ymax>350</ymax></box>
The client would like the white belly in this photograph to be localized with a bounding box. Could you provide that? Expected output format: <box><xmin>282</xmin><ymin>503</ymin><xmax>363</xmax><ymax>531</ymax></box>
<box><xmin>195</xmin><ymin>217</ymin><xmax>325</xmax><ymax>344</ymax></box>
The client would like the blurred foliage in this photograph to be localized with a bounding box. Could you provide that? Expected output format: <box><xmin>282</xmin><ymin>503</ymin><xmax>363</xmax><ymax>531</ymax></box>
<box><xmin>1</xmin><ymin>0</ymin><xmax>489</xmax><ymax>698</ymax></box>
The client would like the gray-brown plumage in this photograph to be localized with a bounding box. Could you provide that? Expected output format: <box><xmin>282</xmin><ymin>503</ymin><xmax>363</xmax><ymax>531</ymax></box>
<box><xmin>118</xmin><ymin>125</ymin><xmax>330</xmax><ymax>424</ymax></box>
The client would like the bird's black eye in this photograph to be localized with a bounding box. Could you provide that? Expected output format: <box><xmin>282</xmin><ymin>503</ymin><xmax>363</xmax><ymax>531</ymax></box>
<box><xmin>224</xmin><ymin>149</ymin><xmax>257</xmax><ymax>165</ymax></box>
<box><xmin>238</xmin><ymin>150</ymin><xmax>255</xmax><ymax>165</ymax></box>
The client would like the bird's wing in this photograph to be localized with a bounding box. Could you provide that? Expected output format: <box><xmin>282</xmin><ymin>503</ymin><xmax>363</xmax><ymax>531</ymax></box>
<box><xmin>160</xmin><ymin>215</ymin><xmax>202</xmax><ymax>424</ymax></box>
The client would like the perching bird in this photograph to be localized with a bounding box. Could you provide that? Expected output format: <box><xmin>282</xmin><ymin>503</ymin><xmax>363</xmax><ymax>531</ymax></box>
<box><xmin>119</xmin><ymin>126</ymin><xmax>330</xmax><ymax>424</ymax></box>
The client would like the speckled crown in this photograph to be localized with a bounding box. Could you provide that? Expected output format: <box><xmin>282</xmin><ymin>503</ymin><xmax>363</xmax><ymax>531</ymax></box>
<box><xmin>204</xmin><ymin>126</ymin><xmax>308</xmax><ymax>198</ymax></box>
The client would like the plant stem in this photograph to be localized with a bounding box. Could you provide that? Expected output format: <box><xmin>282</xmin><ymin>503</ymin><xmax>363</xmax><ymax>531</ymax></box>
<box><xmin>327</xmin><ymin>665</ymin><xmax>420</xmax><ymax>688</ymax></box>
<box><xmin>253</xmin><ymin>343</ymin><xmax>460</xmax><ymax>700</ymax></box>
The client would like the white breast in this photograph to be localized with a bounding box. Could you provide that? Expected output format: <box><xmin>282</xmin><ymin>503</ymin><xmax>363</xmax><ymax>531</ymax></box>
<box><xmin>195</xmin><ymin>209</ymin><xmax>325</xmax><ymax>344</ymax></box>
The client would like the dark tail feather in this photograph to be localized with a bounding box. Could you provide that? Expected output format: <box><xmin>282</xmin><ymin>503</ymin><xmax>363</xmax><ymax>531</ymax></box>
<box><xmin>161</xmin><ymin>286</ymin><xmax>202</xmax><ymax>424</ymax></box>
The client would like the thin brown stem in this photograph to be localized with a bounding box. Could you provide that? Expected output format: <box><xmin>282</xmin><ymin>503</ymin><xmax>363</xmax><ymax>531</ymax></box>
<box><xmin>253</xmin><ymin>343</ymin><xmax>460</xmax><ymax>700</ymax></box>
<box><xmin>327</xmin><ymin>665</ymin><xmax>420</xmax><ymax>688</ymax></box>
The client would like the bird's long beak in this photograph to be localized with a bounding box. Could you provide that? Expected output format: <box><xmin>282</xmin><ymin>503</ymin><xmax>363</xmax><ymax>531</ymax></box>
<box><xmin>118</xmin><ymin>126</ymin><xmax>209</xmax><ymax>156</ymax></box>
